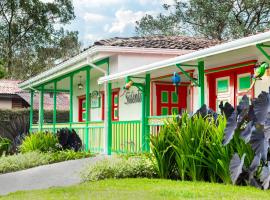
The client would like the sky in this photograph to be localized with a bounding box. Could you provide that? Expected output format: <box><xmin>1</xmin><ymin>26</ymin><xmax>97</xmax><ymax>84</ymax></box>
<box><xmin>62</xmin><ymin>0</ymin><xmax>175</xmax><ymax>47</ymax></box>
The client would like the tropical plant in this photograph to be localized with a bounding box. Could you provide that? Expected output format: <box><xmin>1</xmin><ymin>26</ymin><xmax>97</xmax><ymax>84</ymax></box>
<box><xmin>57</xmin><ymin>128</ymin><xmax>82</xmax><ymax>151</ymax></box>
<box><xmin>222</xmin><ymin>90</ymin><xmax>270</xmax><ymax>190</ymax></box>
<box><xmin>150</xmin><ymin>105</ymin><xmax>254</xmax><ymax>183</ymax></box>
<box><xmin>0</xmin><ymin>137</ymin><xmax>12</xmax><ymax>156</ymax></box>
<box><xmin>19</xmin><ymin>132</ymin><xmax>59</xmax><ymax>153</ymax></box>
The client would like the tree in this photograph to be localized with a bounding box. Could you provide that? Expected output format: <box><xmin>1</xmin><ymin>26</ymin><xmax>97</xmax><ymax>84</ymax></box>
<box><xmin>136</xmin><ymin>0</ymin><xmax>270</xmax><ymax>41</ymax></box>
<box><xmin>0</xmin><ymin>0</ymin><xmax>80</xmax><ymax>78</ymax></box>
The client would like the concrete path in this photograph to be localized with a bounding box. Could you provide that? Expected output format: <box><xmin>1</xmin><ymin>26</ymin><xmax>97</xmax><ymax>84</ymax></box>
<box><xmin>0</xmin><ymin>155</ymin><xmax>106</xmax><ymax>195</ymax></box>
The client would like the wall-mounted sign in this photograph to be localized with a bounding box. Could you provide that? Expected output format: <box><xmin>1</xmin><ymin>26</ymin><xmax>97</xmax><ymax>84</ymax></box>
<box><xmin>124</xmin><ymin>91</ymin><xmax>142</xmax><ymax>104</ymax></box>
<box><xmin>91</xmin><ymin>90</ymin><xmax>100</xmax><ymax>108</ymax></box>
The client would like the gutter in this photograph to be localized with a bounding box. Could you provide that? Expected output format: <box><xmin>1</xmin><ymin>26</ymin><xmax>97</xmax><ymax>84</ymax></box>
<box><xmin>19</xmin><ymin>46</ymin><xmax>186</xmax><ymax>89</ymax></box>
<box><xmin>98</xmin><ymin>31</ymin><xmax>270</xmax><ymax>84</ymax></box>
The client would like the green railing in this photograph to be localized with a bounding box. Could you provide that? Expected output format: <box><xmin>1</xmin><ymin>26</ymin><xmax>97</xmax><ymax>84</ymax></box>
<box><xmin>31</xmin><ymin>115</ymin><xmax>174</xmax><ymax>154</ymax></box>
<box><xmin>147</xmin><ymin>115</ymin><xmax>173</xmax><ymax>137</ymax></box>
<box><xmin>32</xmin><ymin>121</ymin><xmax>104</xmax><ymax>153</ymax></box>
<box><xmin>112</xmin><ymin>120</ymin><xmax>142</xmax><ymax>153</ymax></box>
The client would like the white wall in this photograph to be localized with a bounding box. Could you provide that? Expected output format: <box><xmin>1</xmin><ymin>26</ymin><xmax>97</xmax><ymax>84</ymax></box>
<box><xmin>0</xmin><ymin>99</ymin><xmax>12</xmax><ymax>109</ymax></box>
<box><xmin>113</xmin><ymin>54</ymin><xmax>174</xmax><ymax>75</ymax></box>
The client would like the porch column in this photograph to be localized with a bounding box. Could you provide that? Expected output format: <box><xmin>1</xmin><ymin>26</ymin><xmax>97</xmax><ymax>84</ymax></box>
<box><xmin>105</xmin><ymin>82</ymin><xmax>112</xmax><ymax>155</ymax></box>
<box><xmin>69</xmin><ymin>74</ymin><xmax>73</xmax><ymax>128</ymax></box>
<box><xmin>53</xmin><ymin>81</ymin><xmax>57</xmax><ymax>133</ymax></box>
<box><xmin>38</xmin><ymin>85</ymin><xmax>44</xmax><ymax>131</ymax></box>
<box><xmin>29</xmin><ymin>90</ymin><xmax>34</xmax><ymax>132</ymax></box>
<box><xmin>104</xmin><ymin>58</ymin><xmax>112</xmax><ymax>155</ymax></box>
<box><xmin>142</xmin><ymin>73</ymin><xmax>151</xmax><ymax>152</ymax></box>
<box><xmin>198</xmin><ymin>60</ymin><xmax>205</xmax><ymax>106</ymax></box>
<box><xmin>85</xmin><ymin>67</ymin><xmax>91</xmax><ymax>151</ymax></box>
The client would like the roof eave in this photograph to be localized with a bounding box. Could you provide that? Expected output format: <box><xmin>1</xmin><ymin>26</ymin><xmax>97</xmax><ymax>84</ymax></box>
<box><xmin>18</xmin><ymin>46</ymin><xmax>191</xmax><ymax>90</ymax></box>
<box><xmin>98</xmin><ymin>31</ymin><xmax>270</xmax><ymax>84</ymax></box>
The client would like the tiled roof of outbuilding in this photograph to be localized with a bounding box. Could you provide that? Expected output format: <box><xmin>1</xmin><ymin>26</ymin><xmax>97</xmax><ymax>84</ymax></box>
<box><xmin>0</xmin><ymin>79</ymin><xmax>69</xmax><ymax>110</ymax></box>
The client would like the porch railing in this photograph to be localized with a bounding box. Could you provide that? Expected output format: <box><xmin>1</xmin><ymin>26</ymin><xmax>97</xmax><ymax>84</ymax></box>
<box><xmin>147</xmin><ymin>115</ymin><xmax>173</xmax><ymax>137</ymax></box>
<box><xmin>32</xmin><ymin>121</ymin><xmax>104</xmax><ymax>153</ymax></box>
<box><xmin>31</xmin><ymin>115</ymin><xmax>174</xmax><ymax>154</ymax></box>
<box><xmin>112</xmin><ymin>120</ymin><xmax>142</xmax><ymax>153</ymax></box>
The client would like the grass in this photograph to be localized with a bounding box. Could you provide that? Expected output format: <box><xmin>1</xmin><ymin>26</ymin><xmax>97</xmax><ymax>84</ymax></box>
<box><xmin>1</xmin><ymin>178</ymin><xmax>270</xmax><ymax>200</ymax></box>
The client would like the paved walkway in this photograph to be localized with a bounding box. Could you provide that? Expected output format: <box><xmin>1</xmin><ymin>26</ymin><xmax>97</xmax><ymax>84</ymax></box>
<box><xmin>0</xmin><ymin>155</ymin><xmax>106</xmax><ymax>195</ymax></box>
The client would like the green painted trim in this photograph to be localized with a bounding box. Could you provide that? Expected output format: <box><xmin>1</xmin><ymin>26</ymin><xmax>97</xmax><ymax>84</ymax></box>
<box><xmin>35</xmin><ymin>58</ymin><xmax>110</xmax><ymax>89</ymax></box>
<box><xmin>85</xmin><ymin>67</ymin><xmax>90</xmax><ymax>151</ymax></box>
<box><xmin>39</xmin><ymin>85</ymin><xmax>44</xmax><ymax>131</ymax></box>
<box><xmin>112</xmin><ymin>120</ymin><xmax>141</xmax><ymax>124</ymax></box>
<box><xmin>176</xmin><ymin>64</ymin><xmax>199</xmax><ymax>86</ymax></box>
<box><xmin>144</xmin><ymin>73</ymin><xmax>151</xmax><ymax>152</ymax></box>
<box><xmin>107</xmin><ymin>82</ymin><xmax>112</xmax><ymax>155</ymax></box>
<box><xmin>257</xmin><ymin>43</ymin><xmax>270</xmax><ymax>61</ymax></box>
<box><xmin>53</xmin><ymin>81</ymin><xmax>57</xmax><ymax>133</ymax></box>
<box><xmin>94</xmin><ymin>57</ymin><xmax>109</xmax><ymax>66</ymax></box>
<box><xmin>198</xmin><ymin>60</ymin><xmax>205</xmax><ymax>106</ymax></box>
<box><xmin>69</xmin><ymin>74</ymin><xmax>73</xmax><ymax>128</ymax></box>
<box><xmin>29</xmin><ymin>90</ymin><xmax>34</xmax><ymax>132</ymax></box>
<box><xmin>147</xmin><ymin>115</ymin><xmax>173</xmax><ymax>119</ymax></box>
<box><xmin>43</xmin><ymin>89</ymin><xmax>69</xmax><ymax>93</ymax></box>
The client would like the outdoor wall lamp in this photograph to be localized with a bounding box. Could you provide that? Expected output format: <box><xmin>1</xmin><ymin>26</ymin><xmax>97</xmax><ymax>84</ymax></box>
<box><xmin>78</xmin><ymin>76</ymin><xmax>83</xmax><ymax>90</ymax></box>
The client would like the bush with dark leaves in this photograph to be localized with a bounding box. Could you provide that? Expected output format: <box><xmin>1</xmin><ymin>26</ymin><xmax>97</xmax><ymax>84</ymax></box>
<box><xmin>57</xmin><ymin>128</ymin><xmax>82</xmax><ymax>151</ymax></box>
<box><xmin>222</xmin><ymin>88</ymin><xmax>270</xmax><ymax>190</ymax></box>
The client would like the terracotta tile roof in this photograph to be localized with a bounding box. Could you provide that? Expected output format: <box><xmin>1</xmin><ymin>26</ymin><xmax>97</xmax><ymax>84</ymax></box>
<box><xmin>93</xmin><ymin>35</ymin><xmax>221</xmax><ymax>50</ymax></box>
<box><xmin>0</xmin><ymin>80</ymin><xmax>22</xmax><ymax>94</ymax></box>
<box><xmin>18</xmin><ymin>92</ymin><xmax>69</xmax><ymax>111</ymax></box>
<box><xmin>0</xmin><ymin>79</ymin><xmax>69</xmax><ymax>110</ymax></box>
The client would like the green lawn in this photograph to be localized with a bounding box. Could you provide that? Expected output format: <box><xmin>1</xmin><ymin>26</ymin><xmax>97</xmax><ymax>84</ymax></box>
<box><xmin>1</xmin><ymin>178</ymin><xmax>269</xmax><ymax>200</ymax></box>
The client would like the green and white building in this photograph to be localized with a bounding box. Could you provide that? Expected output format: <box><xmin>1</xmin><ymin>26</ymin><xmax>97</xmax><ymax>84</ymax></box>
<box><xmin>19</xmin><ymin>32</ymin><xmax>270</xmax><ymax>154</ymax></box>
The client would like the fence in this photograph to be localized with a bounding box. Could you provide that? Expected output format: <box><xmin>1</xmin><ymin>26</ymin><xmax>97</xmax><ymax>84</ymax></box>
<box><xmin>32</xmin><ymin>121</ymin><xmax>104</xmax><ymax>153</ymax></box>
<box><xmin>32</xmin><ymin>116</ymin><xmax>174</xmax><ymax>154</ymax></box>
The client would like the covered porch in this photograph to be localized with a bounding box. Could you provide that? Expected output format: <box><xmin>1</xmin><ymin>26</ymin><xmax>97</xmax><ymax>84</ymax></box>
<box><xmin>27</xmin><ymin>57</ymin><xmax>205</xmax><ymax>154</ymax></box>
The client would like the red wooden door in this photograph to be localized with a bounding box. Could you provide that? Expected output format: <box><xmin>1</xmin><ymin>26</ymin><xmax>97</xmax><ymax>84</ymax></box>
<box><xmin>208</xmin><ymin>67</ymin><xmax>254</xmax><ymax>112</ymax></box>
<box><xmin>156</xmin><ymin>84</ymin><xmax>187</xmax><ymax>116</ymax></box>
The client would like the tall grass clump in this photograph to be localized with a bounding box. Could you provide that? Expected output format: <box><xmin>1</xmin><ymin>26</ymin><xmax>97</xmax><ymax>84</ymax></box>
<box><xmin>151</xmin><ymin>111</ymin><xmax>253</xmax><ymax>183</ymax></box>
<box><xmin>20</xmin><ymin>132</ymin><xmax>59</xmax><ymax>153</ymax></box>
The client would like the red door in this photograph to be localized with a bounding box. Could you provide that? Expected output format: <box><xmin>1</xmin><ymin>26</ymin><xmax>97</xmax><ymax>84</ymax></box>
<box><xmin>156</xmin><ymin>84</ymin><xmax>187</xmax><ymax>115</ymax></box>
<box><xmin>101</xmin><ymin>89</ymin><xmax>120</xmax><ymax>121</ymax></box>
<box><xmin>208</xmin><ymin>66</ymin><xmax>254</xmax><ymax>112</ymax></box>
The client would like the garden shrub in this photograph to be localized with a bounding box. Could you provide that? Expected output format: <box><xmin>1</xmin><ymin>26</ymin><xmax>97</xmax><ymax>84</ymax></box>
<box><xmin>57</xmin><ymin>128</ymin><xmax>82</xmax><ymax>151</ymax></box>
<box><xmin>150</xmin><ymin>110</ymin><xmax>253</xmax><ymax>183</ymax></box>
<box><xmin>81</xmin><ymin>156</ymin><xmax>157</xmax><ymax>181</ymax></box>
<box><xmin>19</xmin><ymin>132</ymin><xmax>59</xmax><ymax>153</ymax></box>
<box><xmin>0</xmin><ymin>137</ymin><xmax>12</xmax><ymax>156</ymax></box>
<box><xmin>0</xmin><ymin>150</ymin><xmax>91</xmax><ymax>174</ymax></box>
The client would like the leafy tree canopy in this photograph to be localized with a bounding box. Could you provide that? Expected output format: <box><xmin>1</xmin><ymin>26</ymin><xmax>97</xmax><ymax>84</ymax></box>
<box><xmin>0</xmin><ymin>0</ymin><xmax>80</xmax><ymax>79</ymax></box>
<box><xmin>136</xmin><ymin>0</ymin><xmax>270</xmax><ymax>41</ymax></box>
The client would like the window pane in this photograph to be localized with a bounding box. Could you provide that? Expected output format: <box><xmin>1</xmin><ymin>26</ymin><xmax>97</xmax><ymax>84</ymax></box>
<box><xmin>239</xmin><ymin>76</ymin><xmax>251</xmax><ymax>91</ymax></box>
<box><xmin>217</xmin><ymin>79</ymin><xmax>228</xmax><ymax>93</ymax></box>
<box><xmin>171</xmin><ymin>107</ymin><xmax>179</xmax><ymax>115</ymax></box>
<box><xmin>161</xmin><ymin>107</ymin><xmax>168</xmax><ymax>115</ymax></box>
<box><xmin>172</xmin><ymin>92</ymin><xmax>178</xmax><ymax>103</ymax></box>
<box><xmin>82</xmin><ymin>100</ymin><xmax>86</xmax><ymax>109</ymax></box>
<box><xmin>114</xmin><ymin>95</ymin><xmax>119</xmax><ymax>105</ymax></box>
<box><xmin>161</xmin><ymin>91</ymin><xmax>168</xmax><ymax>103</ymax></box>
<box><xmin>114</xmin><ymin>108</ymin><xmax>118</xmax><ymax>119</ymax></box>
<box><xmin>82</xmin><ymin>111</ymin><xmax>86</xmax><ymax>121</ymax></box>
